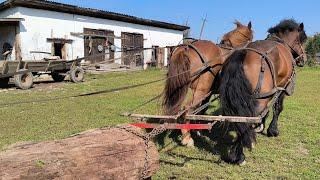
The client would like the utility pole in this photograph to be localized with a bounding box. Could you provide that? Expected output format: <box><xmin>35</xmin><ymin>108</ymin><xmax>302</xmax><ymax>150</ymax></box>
<box><xmin>199</xmin><ymin>14</ymin><xmax>207</xmax><ymax>40</ymax></box>
<box><xmin>184</xmin><ymin>18</ymin><xmax>190</xmax><ymax>38</ymax></box>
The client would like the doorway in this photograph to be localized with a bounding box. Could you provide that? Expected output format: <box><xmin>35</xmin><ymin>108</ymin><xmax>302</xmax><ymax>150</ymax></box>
<box><xmin>84</xmin><ymin>28</ymin><xmax>114</xmax><ymax>64</ymax></box>
<box><xmin>121</xmin><ymin>32</ymin><xmax>144</xmax><ymax>67</ymax></box>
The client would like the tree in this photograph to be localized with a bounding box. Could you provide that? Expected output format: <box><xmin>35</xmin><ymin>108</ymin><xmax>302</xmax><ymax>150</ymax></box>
<box><xmin>305</xmin><ymin>33</ymin><xmax>320</xmax><ymax>66</ymax></box>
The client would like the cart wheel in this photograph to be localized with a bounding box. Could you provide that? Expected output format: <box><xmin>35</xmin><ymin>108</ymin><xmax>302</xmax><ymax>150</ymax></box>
<box><xmin>70</xmin><ymin>67</ymin><xmax>84</xmax><ymax>83</ymax></box>
<box><xmin>0</xmin><ymin>78</ymin><xmax>10</xmax><ymax>88</ymax></box>
<box><xmin>14</xmin><ymin>72</ymin><xmax>33</xmax><ymax>90</ymax></box>
<box><xmin>51</xmin><ymin>72</ymin><xmax>66</xmax><ymax>82</ymax></box>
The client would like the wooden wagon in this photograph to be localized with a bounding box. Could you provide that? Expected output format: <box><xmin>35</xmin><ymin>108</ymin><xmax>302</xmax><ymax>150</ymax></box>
<box><xmin>0</xmin><ymin>58</ymin><xmax>84</xmax><ymax>89</ymax></box>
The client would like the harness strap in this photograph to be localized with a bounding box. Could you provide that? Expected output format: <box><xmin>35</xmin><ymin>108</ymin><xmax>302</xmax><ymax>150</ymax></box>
<box><xmin>250</xmin><ymin>45</ymin><xmax>278</xmax><ymax>97</ymax></box>
<box><xmin>252</xmin><ymin>56</ymin><xmax>266</xmax><ymax>95</ymax></box>
<box><xmin>187</xmin><ymin>43</ymin><xmax>217</xmax><ymax>77</ymax></box>
<box><xmin>254</xmin><ymin>87</ymin><xmax>285</xmax><ymax>99</ymax></box>
<box><xmin>241</xmin><ymin>47</ymin><xmax>278</xmax><ymax>99</ymax></box>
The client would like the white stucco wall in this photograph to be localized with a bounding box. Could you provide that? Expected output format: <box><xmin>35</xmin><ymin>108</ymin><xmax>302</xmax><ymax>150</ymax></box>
<box><xmin>0</xmin><ymin>7</ymin><xmax>184</xmax><ymax>66</ymax></box>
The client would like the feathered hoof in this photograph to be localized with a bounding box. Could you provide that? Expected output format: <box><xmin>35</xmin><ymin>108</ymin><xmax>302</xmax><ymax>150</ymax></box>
<box><xmin>235</xmin><ymin>154</ymin><xmax>246</xmax><ymax>166</ymax></box>
<box><xmin>239</xmin><ymin>160</ymin><xmax>247</xmax><ymax>166</ymax></box>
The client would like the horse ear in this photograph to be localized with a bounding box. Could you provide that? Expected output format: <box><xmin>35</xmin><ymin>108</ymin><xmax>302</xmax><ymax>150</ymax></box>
<box><xmin>248</xmin><ymin>21</ymin><xmax>252</xmax><ymax>30</ymax></box>
<box><xmin>299</xmin><ymin>23</ymin><xmax>304</xmax><ymax>31</ymax></box>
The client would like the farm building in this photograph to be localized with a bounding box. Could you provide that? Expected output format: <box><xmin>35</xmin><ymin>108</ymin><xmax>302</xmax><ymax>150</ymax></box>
<box><xmin>0</xmin><ymin>0</ymin><xmax>189</xmax><ymax>69</ymax></box>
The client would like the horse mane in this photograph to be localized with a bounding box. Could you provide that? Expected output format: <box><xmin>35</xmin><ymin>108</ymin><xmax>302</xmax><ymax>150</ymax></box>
<box><xmin>268</xmin><ymin>19</ymin><xmax>307</xmax><ymax>43</ymax></box>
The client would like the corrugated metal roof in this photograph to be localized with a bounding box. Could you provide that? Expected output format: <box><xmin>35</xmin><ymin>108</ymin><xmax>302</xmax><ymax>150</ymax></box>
<box><xmin>0</xmin><ymin>0</ymin><xmax>189</xmax><ymax>31</ymax></box>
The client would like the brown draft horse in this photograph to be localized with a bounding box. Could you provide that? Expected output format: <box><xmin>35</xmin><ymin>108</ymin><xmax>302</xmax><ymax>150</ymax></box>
<box><xmin>163</xmin><ymin>21</ymin><xmax>253</xmax><ymax>147</ymax></box>
<box><xmin>219</xmin><ymin>19</ymin><xmax>307</xmax><ymax>165</ymax></box>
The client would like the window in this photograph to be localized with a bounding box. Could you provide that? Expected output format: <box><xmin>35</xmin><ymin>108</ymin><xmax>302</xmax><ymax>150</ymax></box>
<box><xmin>47</xmin><ymin>38</ymin><xmax>73</xmax><ymax>60</ymax></box>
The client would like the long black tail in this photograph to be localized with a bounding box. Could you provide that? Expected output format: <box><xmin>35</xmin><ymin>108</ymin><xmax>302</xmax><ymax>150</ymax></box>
<box><xmin>219</xmin><ymin>50</ymin><xmax>257</xmax><ymax>149</ymax></box>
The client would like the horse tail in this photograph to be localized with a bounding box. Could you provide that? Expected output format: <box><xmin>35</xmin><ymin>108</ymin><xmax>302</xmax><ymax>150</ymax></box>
<box><xmin>219</xmin><ymin>50</ymin><xmax>257</xmax><ymax>150</ymax></box>
<box><xmin>163</xmin><ymin>49</ymin><xmax>191</xmax><ymax>115</ymax></box>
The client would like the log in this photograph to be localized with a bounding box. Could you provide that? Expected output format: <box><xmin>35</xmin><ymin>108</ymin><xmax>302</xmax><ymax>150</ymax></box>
<box><xmin>0</xmin><ymin>125</ymin><xmax>159</xmax><ymax>180</ymax></box>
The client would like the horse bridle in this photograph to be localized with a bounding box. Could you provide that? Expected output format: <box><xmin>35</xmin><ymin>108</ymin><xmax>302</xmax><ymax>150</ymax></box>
<box><xmin>269</xmin><ymin>34</ymin><xmax>305</xmax><ymax>62</ymax></box>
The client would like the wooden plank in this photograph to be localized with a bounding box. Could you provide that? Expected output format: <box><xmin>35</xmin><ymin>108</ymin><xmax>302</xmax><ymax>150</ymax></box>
<box><xmin>131</xmin><ymin>123</ymin><xmax>213</xmax><ymax>130</ymax></box>
<box><xmin>126</xmin><ymin>113</ymin><xmax>261</xmax><ymax>124</ymax></box>
<box><xmin>71</xmin><ymin>32</ymin><xmax>122</xmax><ymax>39</ymax></box>
<box><xmin>186</xmin><ymin>115</ymin><xmax>261</xmax><ymax>123</ymax></box>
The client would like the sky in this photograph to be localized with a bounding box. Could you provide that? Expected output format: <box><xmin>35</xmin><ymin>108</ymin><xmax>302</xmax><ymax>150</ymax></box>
<box><xmin>1</xmin><ymin>0</ymin><xmax>319</xmax><ymax>43</ymax></box>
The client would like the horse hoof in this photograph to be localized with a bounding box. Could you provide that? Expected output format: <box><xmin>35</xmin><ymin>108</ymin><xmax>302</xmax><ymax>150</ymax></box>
<box><xmin>267</xmin><ymin>129</ymin><xmax>279</xmax><ymax>137</ymax></box>
<box><xmin>181</xmin><ymin>138</ymin><xmax>194</xmax><ymax>148</ymax></box>
<box><xmin>186</xmin><ymin>139</ymin><xmax>194</xmax><ymax>147</ymax></box>
<box><xmin>254</xmin><ymin>124</ymin><xmax>264</xmax><ymax>133</ymax></box>
<box><xmin>251</xmin><ymin>143</ymin><xmax>255</xmax><ymax>149</ymax></box>
<box><xmin>239</xmin><ymin>160</ymin><xmax>246</xmax><ymax>166</ymax></box>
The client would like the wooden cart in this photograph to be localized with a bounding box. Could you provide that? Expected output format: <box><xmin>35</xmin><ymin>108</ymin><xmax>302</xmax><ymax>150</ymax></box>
<box><xmin>0</xmin><ymin>59</ymin><xmax>84</xmax><ymax>89</ymax></box>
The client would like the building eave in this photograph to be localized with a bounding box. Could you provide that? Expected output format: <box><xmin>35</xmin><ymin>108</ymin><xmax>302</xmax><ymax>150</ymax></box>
<box><xmin>0</xmin><ymin>0</ymin><xmax>190</xmax><ymax>31</ymax></box>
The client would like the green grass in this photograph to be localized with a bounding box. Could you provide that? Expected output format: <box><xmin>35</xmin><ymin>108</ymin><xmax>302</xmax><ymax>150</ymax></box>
<box><xmin>0</xmin><ymin>67</ymin><xmax>319</xmax><ymax>179</ymax></box>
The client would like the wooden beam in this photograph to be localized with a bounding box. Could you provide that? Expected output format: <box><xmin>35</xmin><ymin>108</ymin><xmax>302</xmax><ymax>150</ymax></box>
<box><xmin>131</xmin><ymin>123</ymin><xmax>213</xmax><ymax>130</ymax></box>
<box><xmin>70</xmin><ymin>32</ymin><xmax>123</xmax><ymax>39</ymax></box>
<box><xmin>186</xmin><ymin>115</ymin><xmax>261</xmax><ymax>123</ymax></box>
<box><xmin>0</xmin><ymin>18</ymin><xmax>25</xmax><ymax>22</ymax></box>
<box><xmin>125</xmin><ymin>113</ymin><xmax>261</xmax><ymax>124</ymax></box>
<box><xmin>70</xmin><ymin>32</ymin><xmax>148</xmax><ymax>41</ymax></box>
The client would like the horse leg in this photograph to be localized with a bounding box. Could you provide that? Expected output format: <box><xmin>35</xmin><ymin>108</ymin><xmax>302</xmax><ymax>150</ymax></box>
<box><xmin>181</xmin><ymin>89</ymin><xmax>210</xmax><ymax>147</ymax></box>
<box><xmin>267</xmin><ymin>92</ymin><xmax>285</xmax><ymax>137</ymax></box>
<box><xmin>227</xmin><ymin>137</ymin><xmax>246</xmax><ymax>165</ymax></box>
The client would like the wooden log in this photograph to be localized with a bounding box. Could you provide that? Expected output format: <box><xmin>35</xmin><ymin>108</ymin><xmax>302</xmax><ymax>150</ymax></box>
<box><xmin>0</xmin><ymin>125</ymin><xmax>159</xmax><ymax>180</ymax></box>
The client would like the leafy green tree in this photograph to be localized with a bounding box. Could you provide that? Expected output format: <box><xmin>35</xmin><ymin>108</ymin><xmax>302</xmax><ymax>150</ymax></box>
<box><xmin>305</xmin><ymin>33</ymin><xmax>320</xmax><ymax>66</ymax></box>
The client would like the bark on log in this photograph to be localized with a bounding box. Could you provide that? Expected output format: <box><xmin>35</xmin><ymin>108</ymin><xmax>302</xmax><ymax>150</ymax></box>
<box><xmin>0</xmin><ymin>125</ymin><xmax>159</xmax><ymax>180</ymax></box>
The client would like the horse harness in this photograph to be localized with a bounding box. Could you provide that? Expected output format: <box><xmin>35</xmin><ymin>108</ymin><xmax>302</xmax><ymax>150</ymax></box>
<box><xmin>240</xmin><ymin>34</ymin><xmax>299</xmax><ymax>118</ymax></box>
<box><xmin>170</xmin><ymin>38</ymin><xmax>223</xmax><ymax>79</ymax></box>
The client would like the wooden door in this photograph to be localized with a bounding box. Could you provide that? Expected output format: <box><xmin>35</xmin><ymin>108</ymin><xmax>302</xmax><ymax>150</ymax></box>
<box><xmin>157</xmin><ymin>48</ymin><xmax>165</xmax><ymax>68</ymax></box>
<box><xmin>84</xmin><ymin>28</ymin><xmax>114</xmax><ymax>64</ymax></box>
<box><xmin>121</xmin><ymin>32</ymin><xmax>144</xmax><ymax>67</ymax></box>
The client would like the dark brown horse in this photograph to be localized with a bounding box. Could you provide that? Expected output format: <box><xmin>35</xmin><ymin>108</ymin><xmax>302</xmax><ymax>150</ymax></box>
<box><xmin>219</xmin><ymin>19</ymin><xmax>307</xmax><ymax>165</ymax></box>
<box><xmin>163</xmin><ymin>21</ymin><xmax>253</xmax><ymax>147</ymax></box>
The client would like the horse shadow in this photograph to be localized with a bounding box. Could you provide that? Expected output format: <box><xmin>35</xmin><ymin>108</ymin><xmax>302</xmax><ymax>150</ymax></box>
<box><xmin>154</xmin><ymin>107</ymin><xmax>235</xmax><ymax>166</ymax></box>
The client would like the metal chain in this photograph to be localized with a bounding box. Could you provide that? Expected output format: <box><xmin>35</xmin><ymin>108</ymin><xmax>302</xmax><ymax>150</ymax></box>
<box><xmin>114</xmin><ymin>124</ymin><xmax>167</xmax><ymax>179</ymax></box>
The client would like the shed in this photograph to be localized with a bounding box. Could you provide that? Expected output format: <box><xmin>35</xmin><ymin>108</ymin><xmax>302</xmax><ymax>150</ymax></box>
<box><xmin>0</xmin><ymin>0</ymin><xmax>189</xmax><ymax>68</ymax></box>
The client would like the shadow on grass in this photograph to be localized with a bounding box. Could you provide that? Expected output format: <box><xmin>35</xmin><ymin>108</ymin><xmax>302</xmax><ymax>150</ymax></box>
<box><xmin>155</xmin><ymin>108</ymin><xmax>236</xmax><ymax>167</ymax></box>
